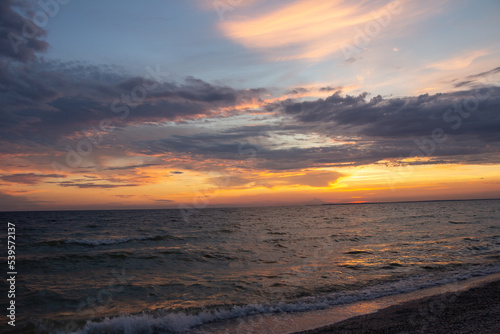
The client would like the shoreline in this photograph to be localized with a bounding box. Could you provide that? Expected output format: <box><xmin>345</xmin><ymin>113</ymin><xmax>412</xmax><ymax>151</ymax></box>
<box><xmin>191</xmin><ymin>273</ymin><xmax>500</xmax><ymax>334</ymax></box>
<box><xmin>4</xmin><ymin>274</ymin><xmax>500</xmax><ymax>333</ymax></box>
<box><xmin>292</xmin><ymin>278</ymin><xmax>500</xmax><ymax>334</ymax></box>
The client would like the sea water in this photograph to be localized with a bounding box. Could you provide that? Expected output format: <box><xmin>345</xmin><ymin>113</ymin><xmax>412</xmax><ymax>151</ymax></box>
<box><xmin>1</xmin><ymin>199</ymin><xmax>499</xmax><ymax>333</ymax></box>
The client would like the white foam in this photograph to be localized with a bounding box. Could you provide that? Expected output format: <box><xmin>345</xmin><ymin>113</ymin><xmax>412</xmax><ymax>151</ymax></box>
<box><xmin>70</xmin><ymin>264</ymin><xmax>500</xmax><ymax>334</ymax></box>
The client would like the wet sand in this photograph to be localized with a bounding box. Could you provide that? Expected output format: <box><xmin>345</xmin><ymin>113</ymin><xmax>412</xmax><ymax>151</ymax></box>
<box><xmin>293</xmin><ymin>279</ymin><xmax>500</xmax><ymax>334</ymax></box>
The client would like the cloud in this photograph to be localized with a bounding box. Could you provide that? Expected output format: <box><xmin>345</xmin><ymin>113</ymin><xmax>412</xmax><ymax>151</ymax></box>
<box><xmin>0</xmin><ymin>173</ymin><xmax>65</xmax><ymax>184</ymax></box>
<box><xmin>449</xmin><ymin>66</ymin><xmax>500</xmax><ymax>89</ymax></box>
<box><xmin>219</xmin><ymin>0</ymin><xmax>389</xmax><ymax>60</ymax></box>
<box><xmin>115</xmin><ymin>194</ymin><xmax>135</xmax><ymax>198</ymax></box>
<box><xmin>130</xmin><ymin>86</ymin><xmax>500</xmax><ymax>171</ymax></box>
<box><xmin>0</xmin><ymin>8</ymin><xmax>499</xmax><ymax>180</ymax></box>
<box><xmin>57</xmin><ymin>181</ymin><xmax>139</xmax><ymax>189</ymax></box>
<box><xmin>303</xmin><ymin>197</ymin><xmax>328</xmax><ymax>205</ymax></box>
<box><xmin>427</xmin><ymin>50</ymin><xmax>487</xmax><ymax>71</ymax></box>
<box><xmin>466</xmin><ymin>66</ymin><xmax>500</xmax><ymax>80</ymax></box>
<box><xmin>277</xmin><ymin>170</ymin><xmax>344</xmax><ymax>187</ymax></box>
<box><xmin>0</xmin><ymin>191</ymin><xmax>40</xmax><ymax>211</ymax></box>
<box><xmin>275</xmin><ymin>88</ymin><xmax>500</xmax><ymax>142</ymax></box>
<box><xmin>217</xmin><ymin>0</ymin><xmax>434</xmax><ymax>61</ymax></box>
<box><xmin>103</xmin><ymin>163</ymin><xmax>159</xmax><ymax>171</ymax></box>
<box><xmin>0</xmin><ymin>61</ymin><xmax>269</xmax><ymax>145</ymax></box>
<box><xmin>0</xmin><ymin>0</ymin><xmax>49</xmax><ymax>62</ymax></box>
<box><xmin>454</xmin><ymin>80</ymin><xmax>474</xmax><ymax>88</ymax></box>
<box><xmin>209</xmin><ymin>170</ymin><xmax>344</xmax><ymax>189</ymax></box>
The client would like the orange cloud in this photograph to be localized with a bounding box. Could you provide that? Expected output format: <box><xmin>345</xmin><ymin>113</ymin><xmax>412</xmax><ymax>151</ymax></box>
<box><xmin>209</xmin><ymin>169</ymin><xmax>345</xmax><ymax>190</ymax></box>
<box><xmin>427</xmin><ymin>50</ymin><xmax>488</xmax><ymax>71</ymax></box>
<box><xmin>219</xmin><ymin>0</ymin><xmax>403</xmax><ymax>60</ymax></box>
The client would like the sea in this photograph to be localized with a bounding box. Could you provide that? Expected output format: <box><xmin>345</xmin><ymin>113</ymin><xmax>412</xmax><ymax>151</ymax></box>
<box><xmin>1</xmin><ymin>199</ymin><xmax>499</xmax><ymax>333</ymax></box>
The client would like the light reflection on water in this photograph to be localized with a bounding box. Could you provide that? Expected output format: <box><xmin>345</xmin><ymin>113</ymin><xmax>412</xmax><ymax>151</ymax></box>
<box><xmin>1</xmin><ymin>199</ymin><xmax>499</xmax><ymax>332</ymax></box>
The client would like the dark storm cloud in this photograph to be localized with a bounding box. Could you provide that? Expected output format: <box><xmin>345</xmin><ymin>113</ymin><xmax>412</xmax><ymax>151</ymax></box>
<box><xmin>0</xmin><ymin>0</ymin><xmax>49</xmax><ymax>62</ymax></box>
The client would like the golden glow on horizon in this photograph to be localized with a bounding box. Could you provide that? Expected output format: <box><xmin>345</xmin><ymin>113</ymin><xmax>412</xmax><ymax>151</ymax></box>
<box><xmin>3</xmin><ymin>162</ymin><xmax>497</xmax><ymax>210</ymax></box>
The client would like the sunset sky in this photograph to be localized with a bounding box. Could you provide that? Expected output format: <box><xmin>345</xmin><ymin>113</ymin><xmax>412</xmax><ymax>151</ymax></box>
<box><xmin>1</xmin><ymin>0</ymin><xmax>499</xmax><ymax>211</ymax></box>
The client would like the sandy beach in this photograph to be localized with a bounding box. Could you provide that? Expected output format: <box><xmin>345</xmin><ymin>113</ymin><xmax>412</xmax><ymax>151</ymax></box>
<box><xmin>293</xmin><ymin>280</ymin><xmax>500</xmax><ymax>334</ymax></box>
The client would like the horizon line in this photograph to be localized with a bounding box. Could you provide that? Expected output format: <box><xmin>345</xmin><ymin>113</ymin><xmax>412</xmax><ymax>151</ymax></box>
<box><xmin>1</xmin><ymin>197</ymin><xmax>499</xmax><ymax>213</ymax></box>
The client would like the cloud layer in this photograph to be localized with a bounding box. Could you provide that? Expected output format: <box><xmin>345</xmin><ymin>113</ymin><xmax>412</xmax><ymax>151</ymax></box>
<box><xmin>1</xmin><ymin>0</ymin><xmax>499</xmax><ymax>209</ymax></box>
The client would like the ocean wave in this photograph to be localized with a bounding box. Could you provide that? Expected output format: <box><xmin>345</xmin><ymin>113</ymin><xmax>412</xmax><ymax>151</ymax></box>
<box><xmin>69</xmin><ymin>264</ymin><xmax>500</xmax><ymax>334</ymax></box>
<box><xmin>37</xmin><ymin>234</ymin><xmax>182</xmax><ymax>247</ymax></box>
<box><xmin>18</xmin><ymin>251</ymin><xmax>134</xmax><ymax>264</ymax></box>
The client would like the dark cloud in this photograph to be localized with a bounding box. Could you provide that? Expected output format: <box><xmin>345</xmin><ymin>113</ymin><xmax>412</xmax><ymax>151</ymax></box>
<box><xmin>345</xmin><ymin>56</ymin><xmax>359</xmax><ymax>64</ymax></box>
<box><xmin>103</xmin><ymin>163</ymin><xmax>159</xmax><ymax>171</ymax></box>
<box><xmin>286</xmin><ymin>87</ymin><xmax>309</xmax><ymax>95</ymax></box>
<box><xmin>450</xmin><ymin>66</ymin><xmax>500</xmax><ymax>89</ymax></box>
<box><xmin>128</xmin><ymin>86</ymin><xmax>500</xmax><ymax>171</ymax></box>
<box><xmin>286</xmin><ymin>86</ymin><xmax>342</xmax><ymax>95</ymax></box>
<box><xmin>303</xmin><ymin>197</ymin><xmax>328</xmax><ymax>205</ymax></box>
<box><xmin>0</xmin><ymin>191</ymin><xmax>40</xmax><ymax>211</ymax></box>
<box><xmin>320</xmin><ymin>85</ymin><xmax>342</xmax><ymax>92</ymax></box>
<box><xmin>57</xmin><ymin>181</ymin><xmax>139</xmax><ymax>189</ymax></box>
<box><xmin>0</xmin><ymin>60</ymin><xmax>269</xmax><ymax>146</ymax></box>
<box><xmin>0</xmin><ymin>173</ymin><xmax>65</xmax><ymax>184</ymax></box>
<box><xmin>132</xmin><ymin>130</ymin><xmax>389</xmax><ymax>171</ymax></box>
<box><xmin>170</xmin><ymin>171</ymin><xmax>184</xmax><ymax>174</ymax></box>
<box><xmin>454</xmin><ymin>80</ymin><xmax>473</xmax><ymax>88</ymax></box>
<box><xmin>275</xmin><ymin>88</ymin><xmax>500</xmax><ymax>142</ymax></box>
<box><xmin>466</xmin><ymin>66</ymin><xmax>500</xmax><ymax>80</ymax></box>
<box><xmin>0</xmin><ymin>0</ymin><xmax>49</xmax><ymax>62</ymax></box>
<box><xmin>1</xmin><ymin>9</ymin><xmax>499</xmax><ymax>178</ymax></box>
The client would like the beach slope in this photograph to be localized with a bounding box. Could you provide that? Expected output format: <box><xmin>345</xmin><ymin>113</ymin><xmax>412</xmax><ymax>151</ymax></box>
<box><xmin>293</xmin><ymin>280</ymin><xmax>500</xmax><ymax>334</ymax></box>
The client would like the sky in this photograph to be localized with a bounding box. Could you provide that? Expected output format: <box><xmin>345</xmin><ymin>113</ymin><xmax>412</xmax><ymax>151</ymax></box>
<box><xmin>1</xmin><ymin>0</ymin><xmax>499</xmax><ymax>211</ymax></box>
